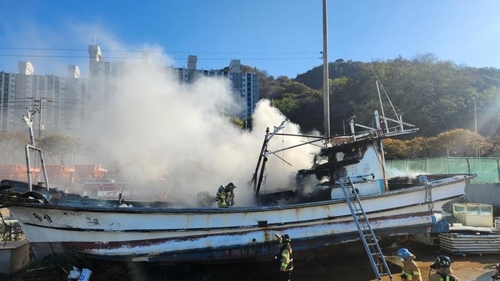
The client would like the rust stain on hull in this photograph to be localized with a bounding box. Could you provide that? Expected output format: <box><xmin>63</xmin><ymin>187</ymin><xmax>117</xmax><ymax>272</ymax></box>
<box><xmin>39</xmin><ymin>211</ymin><xmax>437</xmax><ymax>263</ymax></box>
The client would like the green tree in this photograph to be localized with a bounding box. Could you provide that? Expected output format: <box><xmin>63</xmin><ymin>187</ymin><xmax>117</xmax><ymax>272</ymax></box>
<box><xmin>426</xmin><ymin>129</ymin><xmax>490</xmax><ymax>157</ymax></box>
<box><xmin>382</xmin><ymin>138</ymin><xmax>408</xmax><ymax>160</ymax></box>
<box><xmin>487</xmin><ymin>134</ymin><xmax>500</xmax><ymax>156</ymax></box>
<box><xmin>0</xmin><ymin>132</ymin><xmax>30</xmax><ymax>164</ymax></box>
<box><xmin>260</xmin><ymin>53</ymin><xmax>500</xmax><ymax>144</ymax></box>
<box><xmin>38</xmin><ymin>135</ymin><xmax>78</xmax><ymax>166</ymax></box>
<box><xmin>384</xmin><ymin>136</ymin><xmax>428</xmax><ymax>159</ymax></box>
<box><xmin>257</xmin><ymin>71</ymin><xmax>284</xmax><ymax>100</ymax></box>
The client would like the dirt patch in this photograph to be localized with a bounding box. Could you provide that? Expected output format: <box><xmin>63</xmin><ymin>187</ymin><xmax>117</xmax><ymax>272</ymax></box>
<box><xmin>373</xmin><ymin>243</ymin><xmax>499</xmax><ymax>281</ymax></box>
<box><xmin>6</xmin><ymin>241</ymin><xmax>500</xmax><ymax>280</ymax></box>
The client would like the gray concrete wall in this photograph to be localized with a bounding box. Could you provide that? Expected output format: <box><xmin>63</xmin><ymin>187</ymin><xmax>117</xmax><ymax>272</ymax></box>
<box><xmin>465</xmin><ymin>183</ymin><xmax>500</xmax><ymax>216</ymax></box>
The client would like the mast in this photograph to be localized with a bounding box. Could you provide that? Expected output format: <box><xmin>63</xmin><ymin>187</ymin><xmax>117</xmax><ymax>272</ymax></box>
<box><xmin>322</xmin><ymin>0</ymin><xmax>330</xmax><ymax>138</ymax></box>
<box><xmin>251</xmin><ymin>127</ymin><xmax>270</xmax><ymax>191</ymax></box>
<box><xmin>22</xmin><ymin>108</ymin><xmax>50</xmax><ymax>191</ymax></box>
<box><xmin>253</xmin><ymin>120</ymin><xmax>287</xmax><ymax>197</ymax></box>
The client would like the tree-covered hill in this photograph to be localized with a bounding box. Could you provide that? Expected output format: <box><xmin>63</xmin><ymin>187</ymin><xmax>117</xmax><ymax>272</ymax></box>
<box><xmin>257</xmin><ymin>54</ymin><xmax>500</xmax><ymax>138</ymax></box>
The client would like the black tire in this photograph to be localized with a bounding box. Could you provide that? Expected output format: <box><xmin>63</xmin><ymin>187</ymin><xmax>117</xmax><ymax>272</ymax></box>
<box><xmin>21</xmin><ymin>192</ymin><xmax>49</xmax><ymax>203</ymax></box>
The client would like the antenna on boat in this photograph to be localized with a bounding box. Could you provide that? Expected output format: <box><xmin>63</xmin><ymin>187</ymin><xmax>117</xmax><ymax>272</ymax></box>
<box><xmin>251</xmin><ymin>119</ymin><xmax>287</xmax><ymax>196</ymax></box>
<box><xmin>376</xmin><ymin>81</ymin><xmax>389</xmax><ymax>133</ymax></box>
<box><xmin>22</xmin><ymin>108</ymin><xmax>50</xmax><ymax>191</ymax></box>
<box><xmin>371</xmin><ymin>69</ymin><xmax>417</xmax><ymax>134</ymax></box>
<box><xmin>22</xmin><ymin>107</ymin><xmax>38</xmax><ymax>147</ymax></box>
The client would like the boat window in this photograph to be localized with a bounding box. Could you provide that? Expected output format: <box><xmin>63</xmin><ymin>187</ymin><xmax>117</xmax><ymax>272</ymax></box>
<box><xmin>480</xmin><ymin>205</ymin><xmax>492</xmax><ymax>214</ymax></box>
<box><xmin>454</xmin><ymin>205</ymin><xmax>465</xmax><ymax>214</ymax></box>
<box><xmin>467</xmin><ymin>206</ymin><xmax>479</xmax><ymax>215</ymax></box>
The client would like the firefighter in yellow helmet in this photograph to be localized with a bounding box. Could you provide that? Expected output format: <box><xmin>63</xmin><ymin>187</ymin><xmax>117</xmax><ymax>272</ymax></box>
<box><xmin>275</xmin><ymin>233</ymin><xmax>293</xmax><ymax>281</ymax></box>
<box><xmin>397</xmin><ymin>248</ymin><xmax>421</xmax><ymax>281</ymax></box>
<box><xmin>429</xmin><ymin>255</ymin><xmax>458</xmax><ymax>281</ymax></box>
<box><xmin>215</xmin><ymin>185</ymin><xmax>227</xmax><ymax>208</ymax></box>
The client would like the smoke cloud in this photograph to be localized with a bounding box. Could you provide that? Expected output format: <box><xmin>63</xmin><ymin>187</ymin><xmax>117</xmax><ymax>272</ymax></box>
<box><xmin>81</xmin><ymin>61</ymin><xmax>321</xmax><ymax>206</ymax></box>
<box><xmin>3</xmin><ymin>20</ymin><xmax>322</xmax><ymax>206</ymax></box>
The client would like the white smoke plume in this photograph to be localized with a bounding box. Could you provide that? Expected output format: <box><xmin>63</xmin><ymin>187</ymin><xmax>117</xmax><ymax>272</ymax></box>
<box><xmin>84</xmin><ymin>61</ymin><xmax>321</xmax><ymax>206</ymax></box>
<box><xmin>2</xmin><ymin>21</ymin><xmax>323</xmax><ymax>206</ymax></box>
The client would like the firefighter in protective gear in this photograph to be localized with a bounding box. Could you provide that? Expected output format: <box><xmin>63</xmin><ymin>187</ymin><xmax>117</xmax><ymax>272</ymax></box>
<box><xmin>429</xmin><ymin>255</ymin><xmax>458</xmax><ymax>281</ymax></box>
<box><xmin>493</xmin><ymin>263</ymin><xmax>500</xmax><ymax>280</ymax></box>
<box><xmin>275</xmin><ymin>233</ymin><xmax>293</xmax><ymax>281</ymax></box>
<box><xmin>225</xmin><ymin>182</ymin><xmax>236</xmax><ymax>206</ymax></box>
<box><xmin>397</xmin><ymin>248</ymin><xmax>421</xmax><ymax>281</ymax></box>
<box><xmin>215</xmin><ymin>185</ymin><xmax>227</xmax><ymax>208</ymax></box>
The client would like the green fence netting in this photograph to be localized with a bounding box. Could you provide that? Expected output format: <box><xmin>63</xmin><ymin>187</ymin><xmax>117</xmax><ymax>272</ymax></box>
<box><xmin>386</xmin><ymin>157</ymin><xmax>500</xmax><ymax>184</ymax></box>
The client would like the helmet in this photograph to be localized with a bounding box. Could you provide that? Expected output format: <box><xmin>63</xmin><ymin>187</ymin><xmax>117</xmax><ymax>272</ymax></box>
<box><xmin>397</xmin><ymin>248</ymin><xmax>411</xmax><ymax>259</ymax></box>
<box><xmin>226</xmin><ymin>182</ymin><xmax>236</xmax><ymax>189</ymax></box>
<box><xmin>218</xmin><ymin>186</ymin><xmax>225</xmax><ymax>192</ymax></box>
<box><xmin>432</xmin><ymin>255</ymin><xmax>451</xmax><ymax>269</ymax></box>
<box><xmin>282</xmin><ymin>234</ymin><xmax>291</xmax><ymax>243</ymax></box>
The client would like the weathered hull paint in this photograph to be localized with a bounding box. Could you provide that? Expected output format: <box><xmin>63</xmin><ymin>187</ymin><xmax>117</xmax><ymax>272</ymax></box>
<box><xmin>28</xmin><ymin>211</ymin><xmax>440</xmax><ymax>262</ymax></box>
<box><xmin>5</xmin><ymin>174</ymin><xmax>471</xmax><ymax>262</ymax></box>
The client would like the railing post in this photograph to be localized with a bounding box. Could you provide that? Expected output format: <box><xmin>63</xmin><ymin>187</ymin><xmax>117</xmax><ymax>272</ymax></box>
<box><xmin>497</xmin><ymin>159</ymin><xmax>500</xmax><ymax>182</ymax></box>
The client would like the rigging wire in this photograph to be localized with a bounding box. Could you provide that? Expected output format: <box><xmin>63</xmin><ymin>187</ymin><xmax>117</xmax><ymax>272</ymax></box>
<box><xmin>282</xmin><ymin>123</ymin><xmax>286</xmax><ymax>171</ymax></box>
<box><xmin>370</xmin><ymin>66</ymin><xmax>399</xmax><ymax>118</ymax></box>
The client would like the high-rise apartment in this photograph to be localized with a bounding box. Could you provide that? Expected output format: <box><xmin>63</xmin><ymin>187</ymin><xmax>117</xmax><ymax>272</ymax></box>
<box><xmin>173</xmin><ymin>55</ymin><xmax>259</xmax><ymax>124</ymax></box>
<box><xmin>0</xmin><ymin>63</ymin><xmax>86</xmax><ymax>135</ymax></box>
<box><xmin>0</xmin><ymin>45</ymin><xmax>259</xmax><ymax>134</ymax></box>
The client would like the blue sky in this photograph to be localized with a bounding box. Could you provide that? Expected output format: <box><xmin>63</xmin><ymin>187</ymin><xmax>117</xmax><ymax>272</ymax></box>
<box><xmin>1</xmin><ymin>0</ymin><xmax>499</xmax><ymax>78</ymax></box>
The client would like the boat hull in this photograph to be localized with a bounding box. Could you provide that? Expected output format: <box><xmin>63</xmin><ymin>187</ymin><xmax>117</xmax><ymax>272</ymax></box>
<box><xmin>3</xmin><ymin>174</ymin><xmax>472</xmax><ymax>262</ymax></box>
<box><xmin>29</xmin><ymin>211</ymin><xmax>441</xmax><ymax>262</ymax></box>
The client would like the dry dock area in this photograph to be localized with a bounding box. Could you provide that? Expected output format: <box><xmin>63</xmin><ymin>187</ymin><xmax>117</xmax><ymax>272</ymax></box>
<box><xmin>3</xmin><ymin>241</ymin><xmax>500</xmax><ymax>281</ymax></box>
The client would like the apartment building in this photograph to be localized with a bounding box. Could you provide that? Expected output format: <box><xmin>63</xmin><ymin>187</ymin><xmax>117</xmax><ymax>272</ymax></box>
<box><xmin>0</xmin><ymin>45</ymin><xmax>259</xmax><ymax>134</ymax></box>
<box><xmin>0</xmin><ymin>62</ymin><xmax>86</xmax><ymax>135</ymax></box>
<box><xmin>173</xmin><ymin>55</ymin><xmax>259</xmax><ymax>123</ymax></box>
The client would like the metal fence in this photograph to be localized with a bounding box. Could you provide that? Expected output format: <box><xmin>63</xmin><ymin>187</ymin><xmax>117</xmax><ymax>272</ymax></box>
<box><xmin>386</xmin><ymin>157</ymin><xmax>500</xmax><ymax>184</ymax></box>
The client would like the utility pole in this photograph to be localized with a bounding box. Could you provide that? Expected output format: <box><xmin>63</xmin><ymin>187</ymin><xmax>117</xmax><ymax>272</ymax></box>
<box><xmin>473</xmin><ymin>98</ymin><xmax>479</xmax><ymax>158</ymax></box>
<box><xmin>29</xmin><ymin>96</ymin><xmax>54</xmax><ymax>138</ymax></box>
<box><xmin>474</xmin><ymin>98</ymin><xmax>477</xmax><ymax>134</ymax></box>
<box><xmin>38</xmin><ymin>98</ymin><xmax>43</xmax><ymax>138</ymax></box>
<box><xmin>322</xmin><ymin>0</ymin><xmax>330</xmax><ymax>139</ymax></box>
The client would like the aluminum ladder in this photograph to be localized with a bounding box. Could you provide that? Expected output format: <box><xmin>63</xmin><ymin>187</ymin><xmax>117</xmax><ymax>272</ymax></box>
<box><xmin>339</xmin><ymin>177</ymin><xmax>393</xmax><ymax>281</ymax></box>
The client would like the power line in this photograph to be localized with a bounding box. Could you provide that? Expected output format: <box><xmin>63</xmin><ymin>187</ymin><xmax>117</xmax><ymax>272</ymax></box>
<box><xmin>0</xmin><ymin>54</ymin><xmax>319</xmax><ymax>61</ymax></box>
<box><xmin>0</xmin><ymin>47</ymin><xmax>86</xmax><ymax>52</ymax></box>
<box><xmin>0</xmin><ymin>46</ymin><xmax>319</xmax><ymax>55</ymax></box>
<box><xmin>0</xmin><ymin>47</ymin><xmax>321</xmax><ymax>62</ymax></box>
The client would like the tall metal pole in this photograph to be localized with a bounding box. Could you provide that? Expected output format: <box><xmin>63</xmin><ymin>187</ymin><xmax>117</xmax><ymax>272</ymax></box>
<box><xmin>474</xmin><ymin>98</ymin><xmax>477</xmax><ymax>134</ymax></box>
<box><xmin>32</xmin><ymin>96</ymin><xmax>53</xmax><ymax>138</ymax></box>
<box><xmin>322</xmin><ymin>0</ymin><xmax>330</xmax><ymax>138</ymax></box>
<box><xmin>38</xmin><ymin>98</ymin><xmax>43</xmax><ymax>138</ymax></box>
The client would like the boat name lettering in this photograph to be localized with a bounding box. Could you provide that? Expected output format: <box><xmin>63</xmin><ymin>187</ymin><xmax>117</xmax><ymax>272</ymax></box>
<box><xmin>32</xmin><ymin>213</ymin><xmax>52</xmax><ymax>223</ymax></box>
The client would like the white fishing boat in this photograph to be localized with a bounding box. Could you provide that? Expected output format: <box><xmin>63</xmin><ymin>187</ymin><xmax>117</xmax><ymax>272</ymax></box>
<box><xmin>0</xmin><ymin>104</ymin><xmax>474</xmax><ymax>263</ymax></box>
<box><xmin>0</xmin><ymin>3</ymin><xmax>474</xmax><ymax>264</ymax></box>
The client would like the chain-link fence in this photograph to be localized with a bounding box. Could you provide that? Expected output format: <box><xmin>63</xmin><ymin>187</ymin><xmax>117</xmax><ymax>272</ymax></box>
<box><xmin>386</xmin><ymin>157</ymin><xmax>500</xmax><ymax>184</ymax></box>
